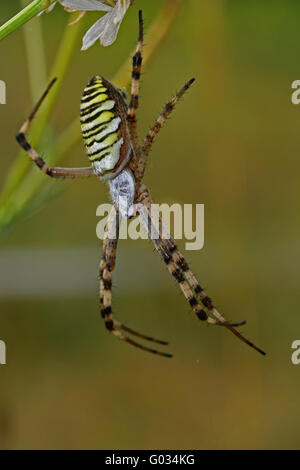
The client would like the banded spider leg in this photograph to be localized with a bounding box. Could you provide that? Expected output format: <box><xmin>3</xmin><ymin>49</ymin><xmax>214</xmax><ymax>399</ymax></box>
<box><xmin>100</xmin><ymin>205</ymin><xmax>172</xmax><ymax>357</ymax></box>
<box><xmin>136</xmin><ymin>185</ymin><xmax>266</xmax><ymax>356</ymax></box>
<box><xmin>16</xmin><ymin>78</ymin><xmax>94</xmax><ymax>179</ymax></box>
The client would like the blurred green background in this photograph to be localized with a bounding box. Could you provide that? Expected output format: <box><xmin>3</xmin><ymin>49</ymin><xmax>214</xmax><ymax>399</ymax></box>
<box><xmin>0</xmin><ymin>0</ymin><xmax>300</xmax><ymax>450</ymax></box>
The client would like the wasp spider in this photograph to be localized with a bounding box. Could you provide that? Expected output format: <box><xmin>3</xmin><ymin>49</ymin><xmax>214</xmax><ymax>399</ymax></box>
<box><xmin>16</xmin><ymin>11</ymin><xmax>265</xmax><ymax>358</ymax></box>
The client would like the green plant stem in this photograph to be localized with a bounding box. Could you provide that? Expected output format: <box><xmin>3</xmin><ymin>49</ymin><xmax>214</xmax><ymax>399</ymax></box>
<box><xmin>0</xmin><ymin>0</ymin><xmax>56</xmax><ymax>41</ymax></box>
<box><xmin>21</xmin><ymin>0</ymin><xmax>48</xmax><ymax>103</ymax></box>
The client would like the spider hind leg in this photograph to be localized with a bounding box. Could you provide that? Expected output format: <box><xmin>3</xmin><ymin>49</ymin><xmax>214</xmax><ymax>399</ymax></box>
<box><xmin>137</xmin><ymin>185</ymin><xmax>266</xmax><ymax>356</ymax></box>
<box><xmin>100</xmin><ymin>207</ymin><xmax>172</xmax><ymax>358</ymax></box>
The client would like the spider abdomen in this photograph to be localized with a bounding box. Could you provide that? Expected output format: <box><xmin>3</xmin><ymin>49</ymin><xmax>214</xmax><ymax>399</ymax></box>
<box><xmin>80</xmin><ymin>75</ymin><xmax>131</xmax><ymax>180</ymax></box>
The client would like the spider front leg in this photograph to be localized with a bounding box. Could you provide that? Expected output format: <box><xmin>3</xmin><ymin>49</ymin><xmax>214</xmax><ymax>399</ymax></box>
<box><xmin>137</xmin><ymin>185</ymin><xmax>266</xmax><ymax>356</ymax></box>
<box><xmin>132</xmin><ymin>78</ymin><xmax>195</xmax><ymax>183</ymax></box>
<box><xmin>127</xmin><ymin>9</ymin><xmax>143</xmax><ymax>148</ymax></box>
<box><xmin>16</xmin><ymin>78</ymin><xmax>94</xmax><ymax>179</ymax></box>
<box><xmin>100</xmin><ymin>206</ymin><xmax>172</xmax><ymax>357</ymax></box>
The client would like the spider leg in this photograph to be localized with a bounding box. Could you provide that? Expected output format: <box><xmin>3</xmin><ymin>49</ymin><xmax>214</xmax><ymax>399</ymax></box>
<box><xmin>127</xmin><ymin>10</ymin><xmax>143</xmax><ymax>148</ymax></box>
<box><xmin>133</xmin><ymin>78</ymin><xmax>195</xmax><ymax>183</ymax></box>
<box><xmin>162</xmin><ymin>239</ymin><xmax>266</xmax><ymax>355</ymax></box>
<box><xmin>137</xmin><ymin>197</ymin><xmax>216</xmax><ymax>324</ymax></box>
<box><xmin>100</xmin><ymin>206</ymin><xmax>172</xmax><ymax>357</ymax></box>
<box><xmin>16</xmin><ymin>78</ymin><xmax>95</xmax><ymax>178</ymax></box>
<box><xmin>163</xmin><ymin>239</ymin><xmax>245</xmax><ymax>327</ymax></box>
<box><xmin>137</xmin><ymin>185</ymin><xmax>266</xmax><ymax>356</ymax></box>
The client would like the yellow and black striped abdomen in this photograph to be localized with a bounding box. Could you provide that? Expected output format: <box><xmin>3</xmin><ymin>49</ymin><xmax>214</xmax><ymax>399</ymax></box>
<box><xmin>80</xmin><ymin>75</ymin><xmax>131</xmax><ymax>180</ymax></box>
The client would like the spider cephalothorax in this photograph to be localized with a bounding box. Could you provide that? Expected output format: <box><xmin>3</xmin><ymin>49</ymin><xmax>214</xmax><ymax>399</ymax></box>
<box><xmin>16</xmin><ymin>11</ymin><xmax>265</xmax><ymax>358</ymax></box>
